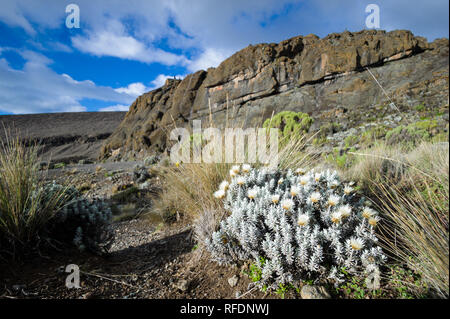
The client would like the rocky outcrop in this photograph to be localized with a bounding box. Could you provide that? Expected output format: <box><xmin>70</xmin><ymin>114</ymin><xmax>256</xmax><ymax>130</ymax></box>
<box><xmin>100</xmin><ymin>30</ymin><xmax>449</xmax><ymax>160</ymax></box>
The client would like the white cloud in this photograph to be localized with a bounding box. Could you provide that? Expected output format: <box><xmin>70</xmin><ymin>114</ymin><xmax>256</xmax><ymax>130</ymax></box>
<box><xmin>99</xmin><ymin>104</ymin><xmax>130</xmax><ymax>112</ymax></box>
<box><xmin>0</xmin><ymin>49</ymin><xmax>136</xmax><ymax>114</ymax></box>
<box><xmin>1</xmin><ymin>0</ymin><xmax>448</xmax><ymax>73</ymax></box>
<box><xmin>115</xmin><ymin>82</ymin><xmax>149</xmax><ymax>97</ymax></box>
<box><xmin>0</xmin><ymin>0</ymin><xmax>36</xmax><ymax>35</ymax></box>
<box><xmin>49</xmin><ymin>42</ymin><xmax>73</xmax><ymax>53</ymax></box>
<box><xmin>150</xmin><ymin>74</ymin><xmax>185</xmax><ymax>89</ymax></box>
<box><xmin>71</xmin><ymin>21</ymin><xmax>189</xmax><ymax>66</ymax></box>
<box><xmin>187</xmin><ymin>48</ymin><xmax>232</xmax><ymax>72</ymax></box>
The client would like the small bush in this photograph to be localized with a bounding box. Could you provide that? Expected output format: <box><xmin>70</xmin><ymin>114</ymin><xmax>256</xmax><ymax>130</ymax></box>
<box><xmin>385</xmin><ymin>120</ymin><xmax>440</xmax><ymax>146</ymax></box>
<box><xmin>48</xmin><ymin>188</ymin><xmax>113</xmax><ymax>254</ymax></box>
<box><xmin>263</xmin><ymin>111</ymin><xmax>313</xmax><ymax>145</ymax></box>
<box><xmin>0</xmin><ymin>135</ymin><xmax>113</xmax><ymax>258</ymax></box>
<box><xmin>206</xmin><ymin>165</ymin><xmax>386</xmax><ymax>290</ymax></box>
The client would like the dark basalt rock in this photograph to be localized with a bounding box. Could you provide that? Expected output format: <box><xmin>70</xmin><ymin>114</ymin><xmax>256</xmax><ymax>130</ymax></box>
<box><xmin>100</xmin><ymin>30</ymin><xmax>449</xmax><ymax>160</ymax></box>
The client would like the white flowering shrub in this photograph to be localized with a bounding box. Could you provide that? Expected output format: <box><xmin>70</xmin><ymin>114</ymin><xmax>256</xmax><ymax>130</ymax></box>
<box><xmin>43</xmin><ymin>183</ymin><xmax>114</xmax><ymax>254</ymax></box>
<box><xmin>206</xmin><ymin>165</ymin><xmax>386</xmax><ymax>290</ymax></box>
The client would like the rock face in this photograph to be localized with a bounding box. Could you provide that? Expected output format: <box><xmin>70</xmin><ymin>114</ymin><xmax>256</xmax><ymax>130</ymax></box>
<box><xmin>100</xmin><ymin>30</ymin><xmax>449</xmax><ymax>160</ymax></box>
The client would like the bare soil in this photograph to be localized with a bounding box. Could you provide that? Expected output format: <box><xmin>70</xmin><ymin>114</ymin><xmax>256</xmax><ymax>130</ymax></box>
<box><xmin>0</xmin><ymin>221</ymin><xmax>277</xmax><ymax>299</ymax></box>
<box><xmin>0</xmin><ymin>112</ymin><xmax>126</xmax><ymax>163</ymax></box>
<box><xmin>0</xmin><ymin>160</ymin><xmax>282</xmax><ymax>300</ymax></box>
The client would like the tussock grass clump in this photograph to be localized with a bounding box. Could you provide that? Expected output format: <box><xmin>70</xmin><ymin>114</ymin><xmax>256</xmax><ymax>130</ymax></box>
<box><xmin>346</xmin><ymin>141</ymin><xmax>449</xmax><ymax>298</ymax></box>
<box><xmin>0</xmin><ymin>135</ymin><xmax>71</xmax><ymax>258</ymax></box>
<box><xmin>153</xmin><ymin>162</ymin><xmax>230</xmax><ymax>223</ymax></box>
<box><xmin>0</xmin><ymin>134</ymin><xmax>113</xmax><ymax>259</ymax></box>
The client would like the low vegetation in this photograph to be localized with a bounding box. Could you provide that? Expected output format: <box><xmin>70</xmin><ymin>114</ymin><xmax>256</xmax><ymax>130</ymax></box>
<box><xmin>1</xmin><ymin>106</ymin><xmax>448</xmax><ymax>299</ymax></box>
<box><xmin>152</xmin><ymin>108</ymin><xmax>448</xmax><ymax>299</ymax></box>
<box><xmin>0</xmin><ymin>134</ymin><xmax>113</xmax><ymax>260</ymax></box>
<box><xmin>263</xmin><ymin>111</ymin><xmax>313</xmax><ymax>146</ymax></box>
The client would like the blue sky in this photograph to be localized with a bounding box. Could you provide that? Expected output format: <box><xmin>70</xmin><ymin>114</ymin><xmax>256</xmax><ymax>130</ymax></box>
<box><xmin>0</xmin><ymin>0</ymin><xmax>448</xmax><ymax>115</ymax></box>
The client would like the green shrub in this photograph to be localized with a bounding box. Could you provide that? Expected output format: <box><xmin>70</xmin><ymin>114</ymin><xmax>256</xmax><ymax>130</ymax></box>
<box><xmin>414</xmin><ymin>103</ymin><xmax>426</xmax><ymax>112</ymax></box>
<box><xmin>263</xmin><ymin>111</ymin><xmax>313</xmax><ymax>145</ymax></box>
<box><xmin>360</xmin><ymin>125</ymin><xmax>389</xmax><ymax>146</ymax></box>
<box><xmin>385</xmin><ymin>120</ymin><xmax>439</xmax><ymax>146</ymax></box>
<box><xmin>53</xmin><ymin>162</ymin><xmax>66</xmax><ymax>169</ymax></box>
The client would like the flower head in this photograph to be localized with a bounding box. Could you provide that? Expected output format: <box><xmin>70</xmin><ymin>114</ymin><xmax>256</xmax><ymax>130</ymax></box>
<box><xmin>281</xmin><ymin>198</ymin><xmax>294</xmax><ymax>211</ymax></box>
<box><xmin>330</xmin><ymin>180</ymin><xmax>340</xmax><ymax>189</ymax></box>
<box><xmin>344</xmin><ymin>185</ymin><xmax>354</xmax><ymax>195</ymax></box>
<box><xmin>300</xmin><ymin>176</ymin><xmax>309</xmax><ymax>186</ymax></box>
<box><xmin>229</xmin><ymin>169</ymin><xmax>237</xmax><ymax>178</ymax></box>
<box><xmin>314</xmin><ymin>173</ymin><xmax>322</xmax><ymax>182</ymax></box>
<box><xmin>271</xmin><ymin>194</ymin><xmax>280</xmax><ymax>204</ymax></box>
<box><xmin>278</xmin><ymin>178</ymin><xmax>284</xmax><ymax>185</ymax></box>
<box><xmin>295</xmin><ymin>168</ymin><xmax>306</xmax><ymax>175</ymax></box>
<box><xmin>242</xmin><ymin>164</ymin><xmax>251</xmax><ymax>173</ymax></box>
<box><xmin>290</xmin><ymin>185</ymin><xmax>300</xmax><ymax>197</ymax></box>
<box><xmin>310</xmin><ymin>192</ymin><xmax>322</xmax><ymax>203</ymax></box>
<box><xmin>338</xmin><ymin>205</ymin><xmax>352</xmax><ymax>218</ymax></box>
<box><xmin>231</xmin><ymin>165</ymin><xmax>240</xmax><ymax>174</ymax></box>
<box><xmin>219</xmin><ymin>180</ymin><xmax>229</xmax><ymax>191</ymax></box>
<box><xmin>214</xmin><ymin>189</ymin><xmax>226</xmax><ymax>199</ymax></box>
<box><xmin>331</xmin><ymin>211</ymin><xmax>342</xmax><ymax>224</ymax></box>
<box><xmin>327</xmin><ymin>194</ymin><xmax>340</xmax><ymax>207</ymax></box>
<box><xmin>236</xmin><ymin>176</ymin><xmax>245</xmax><ymax>186</ymax></box>
<box><xmin>248</xmin><ymin>188</ymin><xmax>258</xmax><ymax>199</ymax></box>
<box><xmin>369</xmin><ymin>216</ymin><xmax>380</xmax><ymax>227</ymax></box>
<box><xmin>297</xmin><ymin>214</ymin><xmax>310</xmax><ymax>226</ymax></box>
<box><xmin>362</xmin><ymin>207</ymin><xmax>376</xmax><ymax>219</ymax></box>
<box><xmin>349</xmin><ymin>237</ymin><xmax>365</xmax><ymax>250</ymax></box>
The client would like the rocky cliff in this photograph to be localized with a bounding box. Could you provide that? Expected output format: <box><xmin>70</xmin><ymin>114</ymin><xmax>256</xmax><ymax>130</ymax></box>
<box><xmin>100</xmin><ymin>30</ymin><xmax>449</xmax><ymax>160</ymax></box>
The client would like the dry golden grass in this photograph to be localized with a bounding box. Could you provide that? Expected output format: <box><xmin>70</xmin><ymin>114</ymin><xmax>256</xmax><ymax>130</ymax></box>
<box><xmin>154</xmin><ymin>109</ymin><xmax>449</xmax><ymax>298</ymax></box>
<box><xmin>347</xmin><ymin>141</ymin><xmax>449</xmax><ymax>298</ymax></box>
<box><xmin>0</xmin><ymin>133</ymin><xmax>72</xmax><ymax>258</ymax></box>
<box><xmin>152</xmin><ymin>162</ymin><xmax>231</xmax><ymax>222</ymax></box>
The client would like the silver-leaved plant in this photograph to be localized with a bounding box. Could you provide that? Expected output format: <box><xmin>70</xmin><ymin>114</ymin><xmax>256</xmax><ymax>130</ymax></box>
<box><xmin>206</xmin><ymin>165</ymin><xmax>386</xmax><ymax>290</ymax></box>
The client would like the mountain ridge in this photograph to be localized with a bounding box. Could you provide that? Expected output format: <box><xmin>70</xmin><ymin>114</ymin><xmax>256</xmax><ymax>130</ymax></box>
<box><xmin>100</xmin><ymin>29</ymin><xmax>449</xmax><ymax>160</ymax></box>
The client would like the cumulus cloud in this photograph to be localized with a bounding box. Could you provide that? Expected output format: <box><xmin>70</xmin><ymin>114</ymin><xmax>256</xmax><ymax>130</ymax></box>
<box><xmin>150</xmin><ymin>74</ymin><xmax>185</xmax><ymax>88</ymax></box>
<box><xmin>99</xmin><ymin>104</ymin><xmax>130</xmax><ymax>112</ymax></box>
<box><xmin>72</xmin><ymin>29</ymin><xmax>189</xmax><ymax>66</ymax></box>
<box><xmin>0</xmin><ymin>49</ymin><xmax>136</xmax><ymax>114</ymax></box>
<box><xmin>1</xmin><ymin>0</ymin><xmax>447</xmax><ymax>67</ymax></box>
<box><xmin>187</xmin><ymin>48</ymin><xmax>233</xmax><ymax>72</ymax></box>
<box><xmin>115</xmin><ymin>82</ymin><xmax>149</xmax><ymax>97</ymax></box>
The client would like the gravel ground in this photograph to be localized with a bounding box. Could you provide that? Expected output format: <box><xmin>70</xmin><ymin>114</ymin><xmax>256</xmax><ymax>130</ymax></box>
<box><xmin>0</xmin><ymin>219</ymin><xmax>277</xmax><ymax>299</ymax></box>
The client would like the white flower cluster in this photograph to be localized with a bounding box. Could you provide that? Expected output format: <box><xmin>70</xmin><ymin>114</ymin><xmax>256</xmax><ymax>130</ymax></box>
<box><xmin>206</xmin><ymin>166</ymin><xmax>386</xmax><ymax>289</ymax></box>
